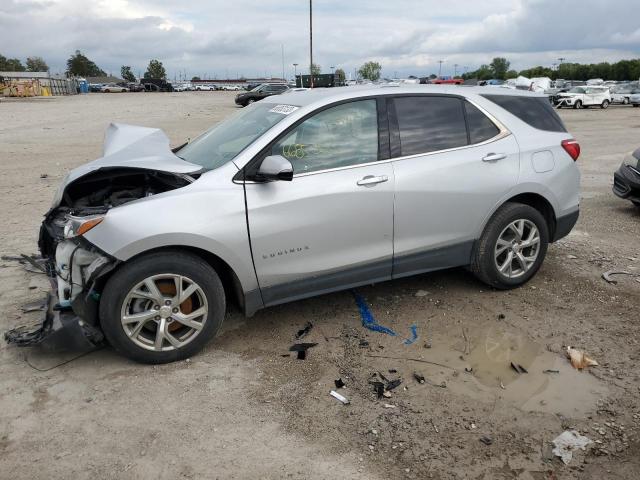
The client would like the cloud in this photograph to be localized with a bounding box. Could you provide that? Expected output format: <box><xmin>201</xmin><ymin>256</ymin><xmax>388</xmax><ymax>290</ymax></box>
<box><xmin>1</xmin><ymin>0</ymin><xmax>639</xmax><ymax>79</ymax></box>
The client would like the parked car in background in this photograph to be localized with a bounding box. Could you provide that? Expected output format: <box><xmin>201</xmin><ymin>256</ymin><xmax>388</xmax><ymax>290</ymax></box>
<box><xmin>12</xmin><ymin>86</ymin><xmax>580</xmax><ymax>363</ymax></box>
<box><xmin>613</xmin><ymin>147</ymin><xmax>640</xmax><ymax>207</ymax></box>
<box><xmin>127</xmin><ymin>83</ymin><xmax>145</xmax><ymax>92</ymax></box>
<box><xmin>234</xmin><ymin>83</ymin><xmax>289</xmax><ymax>106</ymax></box>
<box><xmin>194</xmin><ymin>84</ymin><xmax>215</xmax><ymax>91</ymax></box>
<box><xmin>101</xmin><ymin>84</ymin><xmax>129</xmax><ymax>93</ymax></box>
<box><xmin>89</xmin><ymin>83</ymin><xmax>103</xmax><ymax>93</ymax></box>
<box><xmin>610</xmin><ymin>85</ymin><xmax>633</xmax><ymax>104</ymax></box>
<box><xmin>629</xmin><ymin>90</ymin><xmax>640</xmax><ymax>107</ymax></box>
<box><xmin>554</xmin><ymin>86</ymin><xmax>611</xmax><ymax>109</ymax></box>
<box><xmin>172</xmin><ymin>83</ymin><xmax>192</xmax><ymax>92</ymax></box>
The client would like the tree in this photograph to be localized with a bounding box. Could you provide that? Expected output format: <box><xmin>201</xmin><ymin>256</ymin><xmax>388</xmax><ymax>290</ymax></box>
<box><xmin>490</xmin><ymin>57</ymin><xmax>510</xmax><ymax>80</ymax></box>
<box><xmin>358</xmin><ymin>61</ymin><xmax>382</xmax><ymax>81</ymax></box>
<box><xmin>26</xmin><ymin>56</ymin><xmax>48</xmax><ymax>72</ymax></box>
<box><xmin>334</xmin><ymin>68</ymin><xmax>346</xmax><ymax>84</ymax></box>
<box><xmin>0</xmin><ymin>54</ymin><xmax>26</xmax><ymax>71</ymax></box>
<box><xmin>506</xmin><ymin>70</ymin><xmax>518</xmax><ymax>79</ymax></box>
<box><xmin>144</xmin><ymin>59</ymin><xmax>166</xmax><ymax>79</ymax></box>
<box><xmin>120</xmin><ymin>65</ymin><xmax>136</xmax><ymax>82</ymax></box>
<box><xmin>66</xmin><ymin>50</ymin><xmax>105</xmax><ymax>77</ymax></box>
<box><xmin>463</xmin><ymin>64</ymin><xmax>493</xmax><ymax>81</ymax></box>
<box><xmin>191</xmin><ymin>76</ymin><xmax>201</xmax><ymax>81</ymax></box>
<box><xmin>309</xmin><ymin>63</ymin><xmax>321</xmax><ymax>75</ymax></box>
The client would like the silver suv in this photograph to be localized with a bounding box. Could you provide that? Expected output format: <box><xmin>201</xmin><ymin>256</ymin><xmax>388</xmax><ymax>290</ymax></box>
<box><xmin>10</xmin><ymin>86</ymin><xmax>581</xmax><ymax>363</ymax></box>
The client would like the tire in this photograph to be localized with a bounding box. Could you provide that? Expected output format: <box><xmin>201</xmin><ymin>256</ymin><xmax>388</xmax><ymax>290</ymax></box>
<box><xmin>99</xmin><ymin>250</ymin><xmax>226</xmax><ymax>364</ymax></box>
<box><xmin>573</xmin><ymin>100</ymin><xmax>582</xmax><ymax>109</ymax></box>
<box><xmin>247</xmin><ymin>98</ymin><xmax>255</xmax><ymax>104</ymax></box>
<box><xmin>470</xmin><ymin>202</ymin><xmax>549</xmax><ymax>289</ymax></box>
<box><xmin>601</xmin><ymin>100</ymin><xmax>610</xmax><ymax>109</ymax></box>
<box><xmin>632</xmin><ymin>200</ymin><xmax>640</xmax><ymax>208</ymax></box>
<box><xmin>633</xmin><ymin>104</ymin><xmax>639</xmax><ymax>108</ymax></box>
<box><xmin>623</xmin><ymin>97</ymin><xmax>629</xmax><ymax>105</ymax></box>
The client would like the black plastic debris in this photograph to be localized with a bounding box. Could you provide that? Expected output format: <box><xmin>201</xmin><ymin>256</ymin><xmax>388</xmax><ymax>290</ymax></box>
<box><xmin>289</xmin><ymin>342</ymin><xmax>318</xmax><ymax>360</ymax></box>
<box><xmin>359</xmin><ymin>339</ymin><xmax>370</xmax><ymax>348</ymax></box>
<box><xmin>464</xmin><ymin>367</ymin><xmax>473</xmax><ymax>374</ymax></box>
<box><xmin>295</xmin><ymin>322</ymin><xmax>313</xmax><ymax>340</ymax></box>
<box><xmin>386</xmin><ymin>379</ymin><xmax>402</xmax><ymax>391</ymax></box>
<box><xmin>334</xmin><ymin>378</ymin><xmax>346</xmax><ymax>389</ymax></box>
<box><xmin>479</xmin><ymin>436</ymin><xmax>493</xmax><ymax>446</ymax></box>
<box><xmin>388</xmin><ymin>369</ymin><xmax>398</xmax><ymax>374</ymax></box>
<box><xmin>543</xmin><ymin>369</ymin><xmax>560</xmax><ymax>374</ymax></box>
<box><xmin>497</xmin><ymin>313</ymin><xmax>506</xmax><ymax>320</ymax></box>
<box><xmin>510</xmin><ymin>362</ymin><xmax>528</xmax><ymax>374</ymax></box>
<box><xmin>370</xmin><ymin>381</ymin><xmax>385</xmax><ymax>398</ymax></box>
<box><xmin>414</xmin><ymin>372</ymin><xmax>426</xmax><ymax>384</ymax></box>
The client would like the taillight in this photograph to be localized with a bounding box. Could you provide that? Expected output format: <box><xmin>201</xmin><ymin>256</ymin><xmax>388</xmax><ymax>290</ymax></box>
<box><xmin>562</xmin><ymin>139</ymin><xmax>580</xmax><ymax>161</ymax></box>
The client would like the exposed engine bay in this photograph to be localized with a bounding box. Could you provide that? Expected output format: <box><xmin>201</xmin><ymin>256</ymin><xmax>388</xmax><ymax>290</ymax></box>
<box><xmin>5</xmin><ymin>123</ymin><xmax>203</xmax><ymax>351</ymax></box>
<box><xmin>39</xmin><ymin>168</ymin><xmax>196</xmax><ymax>310</ymax></box>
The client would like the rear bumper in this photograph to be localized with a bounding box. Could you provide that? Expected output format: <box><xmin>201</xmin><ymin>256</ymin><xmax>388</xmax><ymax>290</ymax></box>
<box><xmin>613</xmin><ymin>163</ymin><xmax>640</xmax><ymax>203</ymax></box>
<box><xmin>552</xmin><ymin>209</ymin><xmax>579</xmax><ymax>242</ymax></box>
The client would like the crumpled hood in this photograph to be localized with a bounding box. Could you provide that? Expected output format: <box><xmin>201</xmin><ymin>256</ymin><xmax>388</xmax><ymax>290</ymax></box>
<box><xmin>52</xmin><ymin>123</ymin><xmax>202</xmax><ymax>207</ymax></box>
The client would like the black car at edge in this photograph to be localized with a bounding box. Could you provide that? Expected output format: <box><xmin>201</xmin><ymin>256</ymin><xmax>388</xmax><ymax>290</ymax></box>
<box><xmin>235</xmin><ymin>83</ymin><xmax>289</xmax><ymax>107</ymax></box>
<box><xmin>613</xmin><ymin>147</ymin><xmax>640</xmax><ymax>207</ymax></box>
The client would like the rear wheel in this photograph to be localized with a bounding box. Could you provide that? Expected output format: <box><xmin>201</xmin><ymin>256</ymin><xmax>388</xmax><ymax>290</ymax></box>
<box><xmin>471</xmin><ymin>203</ymin><xmax>549</xmax><ymax>289</ymax></box>
<box><xmin>623</xmin><ymin>97</ymin><xmax>629</xmax><ymax>105</ymax></box>
<box><xmin>574</xmin><ymin>100</ymin><xmax>582</xmax><ymax>109</ymax></box>
<box><xmin>601</xmin><ymin>100</ymin><xmax>610</xmax><ymax>109</ymax></box>
<box><xmin>99</xmin><ymin>251</ymin><xmax>225</xmax><ymax>364</ymax></box>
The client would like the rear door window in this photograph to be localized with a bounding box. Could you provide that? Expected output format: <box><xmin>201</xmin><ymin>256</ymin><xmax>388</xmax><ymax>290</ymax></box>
<box><xmin>481</xmin><ymin>94</ymin><xmax>567</xmax><ymax>132</ymax></box>
<box><xmin>393</xmin><ymin>96</ymin><xmax>468</xmax><ymax>156</ymax></box>
<box><xmin>464</xmin><ymin>101</ymin><xmax>500</xmax><ymax>144</ymax></box>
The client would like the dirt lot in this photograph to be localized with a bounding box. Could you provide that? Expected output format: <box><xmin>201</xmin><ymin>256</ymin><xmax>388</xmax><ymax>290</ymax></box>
<box><xmin>1</xmin><ymin>92</ymin><xmax>639</xmax><ymax>480</ymax></box>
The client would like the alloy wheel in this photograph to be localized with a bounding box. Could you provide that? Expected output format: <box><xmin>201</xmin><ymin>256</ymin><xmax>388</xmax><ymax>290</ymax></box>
<box><xmin>120</xmin><ymin>274</ymin><xmax>208</xmax><ymax>352</ymax></box>
<box><xmin>494</xmin><ymin>219</ymin><xmax>541</xmax><ymax>279</ymax></box>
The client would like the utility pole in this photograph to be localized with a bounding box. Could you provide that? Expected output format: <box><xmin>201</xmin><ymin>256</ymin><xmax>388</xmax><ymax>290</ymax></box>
<box><xmin>309</xmin><ymin>0</ymin><xmax>314</xmax><ymax>88</ymax></box>
<box><xmin>281</xmin><ymin>44</ymin><xmax>285</xmax><ymax>82</ymax></box>
<box><xmin>438</xmin><ymin>60</ymin><xmax>444</xmax><ymax>77</ymax></box>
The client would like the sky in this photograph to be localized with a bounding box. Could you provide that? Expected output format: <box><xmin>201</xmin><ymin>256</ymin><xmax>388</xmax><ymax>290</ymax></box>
<box><xmin>1</xmin><ymin>0</ymin><xmax>639</xmax><ymax>80</ymax></box>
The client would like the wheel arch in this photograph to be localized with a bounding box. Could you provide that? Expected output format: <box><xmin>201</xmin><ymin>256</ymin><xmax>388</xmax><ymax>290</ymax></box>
<box><xmin>99</xmin><ymin>245</ymin><xmax>262</xmax><ymax>317</ymax></box>
<box><xmin>477</xmin><ymin>190</ymin><xmax>558</xmax><ymax>242</ymax></box>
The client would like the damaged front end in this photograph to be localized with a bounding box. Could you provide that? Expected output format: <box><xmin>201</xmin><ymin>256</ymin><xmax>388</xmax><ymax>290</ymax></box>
<box><xmin>5</xmin><ymin>123</ymin><xmax>202</xmax><ymax>352</ymax></box>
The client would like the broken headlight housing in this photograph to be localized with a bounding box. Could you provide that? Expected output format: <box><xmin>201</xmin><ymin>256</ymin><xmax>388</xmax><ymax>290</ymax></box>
<box><xmin>63</xmin><ymin>214</ymin><xmax>104</xmax><ymax>239</ymax></box>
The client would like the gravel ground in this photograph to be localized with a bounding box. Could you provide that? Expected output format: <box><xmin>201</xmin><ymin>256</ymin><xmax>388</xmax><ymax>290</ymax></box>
<box><xmin>0</xmin><ymin>92</ymin><xmax>638</xmax><ymax>480</ymax></box>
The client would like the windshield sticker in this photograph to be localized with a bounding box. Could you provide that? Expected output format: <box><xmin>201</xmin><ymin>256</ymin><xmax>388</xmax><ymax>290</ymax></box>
<box><xmin>269</xmin><ymin>105</ymin><xmax>299</xmax><ymax>115</ymax></box>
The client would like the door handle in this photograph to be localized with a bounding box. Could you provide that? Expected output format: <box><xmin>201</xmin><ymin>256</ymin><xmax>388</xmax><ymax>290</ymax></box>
<box><xmin>357</xmin><ymin>175</ymin><xmax>388</xmax><ymax>186</ymax></box>
<box><xmin>482</xmin><ymin>153</ymin><xmax>507</xmax><ymax>162</ymax></box>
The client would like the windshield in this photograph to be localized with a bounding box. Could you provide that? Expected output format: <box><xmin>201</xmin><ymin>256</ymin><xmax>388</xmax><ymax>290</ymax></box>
<box><xmin>177</xmin><ymin>103</ymin><xmax>293</xmax><ymax>170</ymax></box>
<box><xmin>568</xmin><ymin>87</ymin><xmax>586</xmax><ymax>93</ymax></box>
<box><xmin>250</xmin><ymin>84</ymin><xmax>264</xmax><ymax>92</ymax></box>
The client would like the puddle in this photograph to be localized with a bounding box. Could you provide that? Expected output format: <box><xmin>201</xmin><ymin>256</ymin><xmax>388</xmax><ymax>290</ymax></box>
<box><xmin>463</xmin><ymin>324</ymin><xmax>608</xmax><ymax>417</ymax></box>
<box><xmin>413</xmin><ymin>322</ymin><xmax>609</xmax><ymax>418</ymax></box>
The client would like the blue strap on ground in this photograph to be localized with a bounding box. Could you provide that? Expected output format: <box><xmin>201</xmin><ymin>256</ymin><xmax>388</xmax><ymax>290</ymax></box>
<box><xmin>403</xmin><ymin>324</ymin><xmax>418</xmax><ymax>345</ymax></box>
<box><xmin>352</xmin><ymin>291</ymin><xmax>397</xmax><ymax>336</ymax></box>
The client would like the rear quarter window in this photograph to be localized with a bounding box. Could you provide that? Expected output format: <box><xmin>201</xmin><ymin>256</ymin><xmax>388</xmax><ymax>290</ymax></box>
<box><xmin>481</xmin><ymin>95</ymin><xmax>567</xmax><ymax>133</ymax></box>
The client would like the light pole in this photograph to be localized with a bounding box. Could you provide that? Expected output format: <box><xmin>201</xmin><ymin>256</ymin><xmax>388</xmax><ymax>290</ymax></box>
<box><xmin>309</xmin><ymin>0</ymin><xmax>314</xmax><ymax>88</ymax></box>
<box><xmin>293</xmin><ymin>63</ymin><xmax>299</xmax><ymax>85</ymax></box>
<box><xmin>454</xmin><ymin>64</ymin><xmax>458</xmax><ymax>77</ymax></box>
<box><xmin>438</xmin><ymin>60</ymin><xmax>444</xmax><ymax>77</ymax></box>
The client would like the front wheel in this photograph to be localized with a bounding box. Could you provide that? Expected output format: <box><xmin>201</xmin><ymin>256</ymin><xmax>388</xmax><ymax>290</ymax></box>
<box><xmin>623</xmin><ymin>97</ymin><xmax>629</xmax><ymax>105</ymax></box>
<box><xmin>99</xmin><ymin>251</ymin><xmax>226</xmax><ymax>364</ymax></box>
<box><xmin>574</xmin><ymin>100</ymin><xmax>582</xmax><ymax>109</ymax></box>
<box><xmin>471</xmin><ymin>203</ymin><xmax>549</xmax><ymax>289</ymax></box>
<box><xmin>601</xmin><ymin>100</ymin><xmax>610</xmax><ymax>109</ymax></box>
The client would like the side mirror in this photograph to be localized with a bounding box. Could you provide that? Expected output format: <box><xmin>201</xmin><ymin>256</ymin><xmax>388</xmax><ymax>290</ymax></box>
<box><xmin>254</xmin><ymin>155</ymin><xmax>293</xmax><ymax>182</ymax></box>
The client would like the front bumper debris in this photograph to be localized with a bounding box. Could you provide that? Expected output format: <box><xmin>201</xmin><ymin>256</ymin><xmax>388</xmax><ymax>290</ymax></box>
<box><xmin>5</xmin><ymin>287</ymin><xmax>104</xmax><ymax>353</ymax></box>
